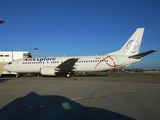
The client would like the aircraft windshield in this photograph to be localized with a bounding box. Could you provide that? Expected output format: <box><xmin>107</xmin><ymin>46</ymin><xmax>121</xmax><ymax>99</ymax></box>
<box><xmin>23</xmin><ymin>52</ymin><xmax>32</xmax><ymax>58</ymax></box>
<box><xmin>8</xmin><ymin>62</ymin><xmax>12</xmax><ymax>65</ymax></box>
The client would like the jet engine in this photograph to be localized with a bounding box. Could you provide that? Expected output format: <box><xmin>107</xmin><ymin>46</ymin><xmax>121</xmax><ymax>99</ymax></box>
<box><xmin>40</xmin><ymin>67</ymin><xmax>56</xmax><ymax>76</ymax></box>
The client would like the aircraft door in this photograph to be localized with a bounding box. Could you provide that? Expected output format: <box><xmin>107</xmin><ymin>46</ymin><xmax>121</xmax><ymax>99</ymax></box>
<box><xmin>15</xmin><ymin>61</ymin><xmax>19</xmax><ymax>68</ymax></box>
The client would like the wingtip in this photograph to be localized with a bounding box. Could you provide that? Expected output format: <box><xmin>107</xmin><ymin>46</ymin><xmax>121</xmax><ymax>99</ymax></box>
<box><xmin>152</xmin><ymin>49</ymin><xmax>157</xmax><ymax>52</ymax></box>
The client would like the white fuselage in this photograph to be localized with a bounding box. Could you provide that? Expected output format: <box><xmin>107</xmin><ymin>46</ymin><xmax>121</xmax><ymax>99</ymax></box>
<box><xmin>4</xmin><ymin>55</ymin><xmax>141</xmax><ymax>73</ymax></box>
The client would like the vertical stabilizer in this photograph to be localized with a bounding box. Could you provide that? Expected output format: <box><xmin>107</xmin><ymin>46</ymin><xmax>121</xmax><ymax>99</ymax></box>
<box><xmin>109</xmin><ymin>28</ymin><xmax>144</xmax><ymax>56</ymax></box>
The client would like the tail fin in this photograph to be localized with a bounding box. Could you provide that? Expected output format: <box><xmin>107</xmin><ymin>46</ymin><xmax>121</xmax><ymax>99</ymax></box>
<box><xmin>109</xmin><ymin>28</ymin><xmax>145</xmax><ymax>56</ymax></box>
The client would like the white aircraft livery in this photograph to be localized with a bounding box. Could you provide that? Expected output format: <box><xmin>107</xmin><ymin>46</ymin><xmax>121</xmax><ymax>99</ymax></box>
<box><xmin>4</xmin><ymin>28</ymin><xmax>156</xmax><ymax>77</ymax></box>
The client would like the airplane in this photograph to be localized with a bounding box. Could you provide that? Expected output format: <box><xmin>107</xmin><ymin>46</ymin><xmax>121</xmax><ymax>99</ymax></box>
<box><xmin>3</xmin><ymin>28</ymin><xmax>156</xmax><ymax>77</ymax></box>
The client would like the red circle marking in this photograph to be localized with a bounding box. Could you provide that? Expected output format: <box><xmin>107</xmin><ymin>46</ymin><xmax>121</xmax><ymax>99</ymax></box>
<box><xmin>94</xmin><ymin>55</ymin><xmax>116</xmax><ymax>69</ymax></box>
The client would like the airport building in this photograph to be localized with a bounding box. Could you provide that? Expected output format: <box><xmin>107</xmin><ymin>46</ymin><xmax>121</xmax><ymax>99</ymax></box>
<box><xmin>0</xmin><ymin>51</ymin><xmax>32</xmax><ymax>76</ymax></box>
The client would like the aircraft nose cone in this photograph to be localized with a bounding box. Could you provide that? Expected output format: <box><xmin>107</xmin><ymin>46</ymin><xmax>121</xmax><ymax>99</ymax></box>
<box><xmin>3</xmin><ymin>65</ymin><xmax>10</xmax><ymax>71</ymax></box>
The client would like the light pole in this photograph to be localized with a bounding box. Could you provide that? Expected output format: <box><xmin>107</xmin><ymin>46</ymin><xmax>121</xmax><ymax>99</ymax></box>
<box><xmin>0</xmin><ymin>19</ymin><xmax>5</xmax><ymax>24</ymax></box>
<box><xmin>34</xmin><ymin>48</ymin><xmax>38</xmax><ymax>57</ymax></box>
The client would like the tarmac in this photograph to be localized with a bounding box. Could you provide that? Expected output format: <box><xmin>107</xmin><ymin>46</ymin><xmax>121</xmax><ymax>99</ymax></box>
<box><xmin>0</xmin><ymin>73</ymin><xmax>160</xmax><ymax>120</ymax></box>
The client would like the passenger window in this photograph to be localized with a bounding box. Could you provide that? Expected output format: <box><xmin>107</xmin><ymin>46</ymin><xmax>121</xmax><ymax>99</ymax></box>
<box><xmin>5</xmin><ymin>55</ymin><xmax>9</xmax><ymax>57</ymax></box>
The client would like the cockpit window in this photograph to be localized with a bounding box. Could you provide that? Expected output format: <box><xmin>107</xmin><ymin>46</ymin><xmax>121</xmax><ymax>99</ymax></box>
<box><xmin>8</xmin><ymin>62</ymin><xmax>12</xmax><ymax>65</ymax></box>
<box><xmin>23</xmin><ymin>53</ymin><xmax>32</xmax><ymax>58</ymax></box>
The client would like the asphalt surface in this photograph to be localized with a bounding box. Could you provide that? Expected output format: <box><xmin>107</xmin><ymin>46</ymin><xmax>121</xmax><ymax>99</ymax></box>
<box><xmin>0</xmin><ymin>73</ymin><xmax>160</xmax><ymax>120</ymax></box>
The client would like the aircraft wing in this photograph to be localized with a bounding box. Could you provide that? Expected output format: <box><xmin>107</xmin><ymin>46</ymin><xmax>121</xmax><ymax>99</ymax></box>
<box><xmin>129</xmin><ymin>49</ymin><xmax>157</xmax><ymax>59</ymax></box>
<box><xmin>56</xmin><ymin>58</ymin><xmax>79</xmax><ymax>71</ymax></box>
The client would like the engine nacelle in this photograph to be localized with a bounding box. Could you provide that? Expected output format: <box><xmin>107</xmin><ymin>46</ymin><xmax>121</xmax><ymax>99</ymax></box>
<box><xmin>40</xmin><ymin>67</ymin><xmax>56</xmax><ymax>76</ymax></box>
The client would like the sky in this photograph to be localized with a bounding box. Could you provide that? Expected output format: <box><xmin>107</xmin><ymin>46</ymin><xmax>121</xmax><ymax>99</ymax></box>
<box><xmin>0</xmin><ymin>0</ymin><xmax>160</xmax><ymax>69</ymax></box>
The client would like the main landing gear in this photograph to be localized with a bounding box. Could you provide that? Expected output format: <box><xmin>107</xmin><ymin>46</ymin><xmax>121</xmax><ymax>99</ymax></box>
<box><xmin>66</xmin><ymin>72</ymin><xmax>75</xmax><ymax>78</ymax></box>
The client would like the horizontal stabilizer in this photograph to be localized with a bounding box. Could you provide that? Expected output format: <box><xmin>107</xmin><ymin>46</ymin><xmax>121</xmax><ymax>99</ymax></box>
<box><xmin>129</xmin><ymin>49</ymin><xmax>157</xmax><ymax>59</ymax></box>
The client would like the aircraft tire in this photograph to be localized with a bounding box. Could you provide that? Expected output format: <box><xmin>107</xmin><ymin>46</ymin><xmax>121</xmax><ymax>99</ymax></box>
<box><xmin>66</xmin><ymin>73</ymin><xmax>70</xmax><ymax>78</ymax></box>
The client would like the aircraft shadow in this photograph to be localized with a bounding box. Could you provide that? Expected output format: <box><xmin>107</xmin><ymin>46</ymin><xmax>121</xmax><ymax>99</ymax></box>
<box><xmin>0</xmin><ymin>92</ymin><xmax>134</xmax><ymax>120</ymax></box>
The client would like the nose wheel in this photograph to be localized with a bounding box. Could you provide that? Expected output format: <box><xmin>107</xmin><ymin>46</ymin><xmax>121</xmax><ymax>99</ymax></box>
<box><xmin>15</xmin><ymin>73</ymin><xmax>19</xmax><ymax>78</ymax></box>
<box><xmin>15</xmin><ymin>73</ymin><xmax>23</xmax><ymax>78</ymax></box>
